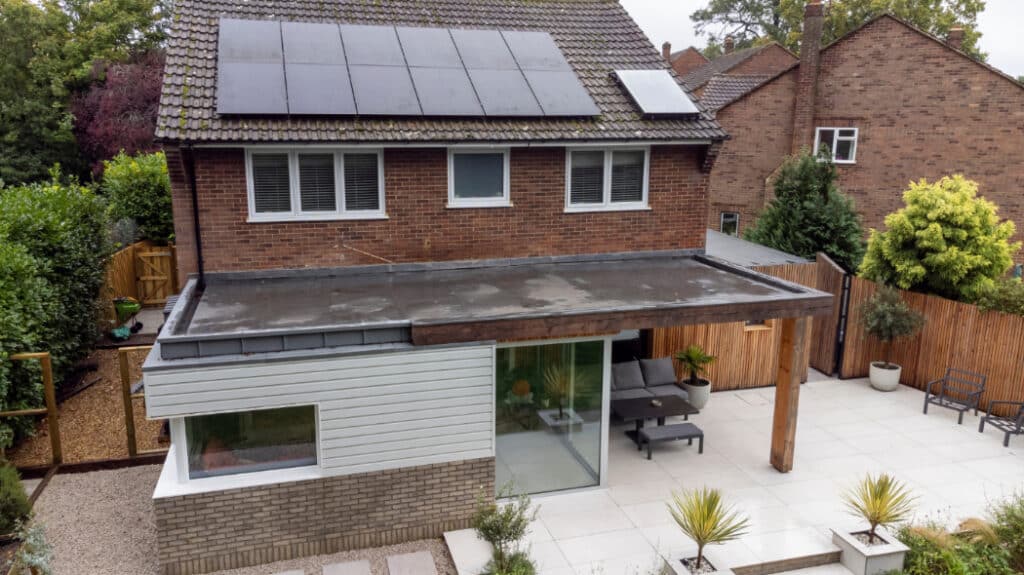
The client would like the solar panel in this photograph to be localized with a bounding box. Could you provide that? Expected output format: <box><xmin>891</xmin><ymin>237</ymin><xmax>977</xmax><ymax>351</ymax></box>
<box><xmin>286</xmin><ymin>64</ymin><xmax>356</xmax><ymax>115</ymax></box>
<box><xmin>218</xmin><ymin>19</ymin><xmax>282</xmax><ymax>62</ymax></box>
<box><xmin>451</xmin><ymin>29</ymin><xmax>518</xmax><ymax>70</ymax></box>
<box><xmin>523</xmin><ymin>70</ymin><xmax>599</xmax><ymax>116</ymax></box>
<box><xmin>349</xmin><ymin>65</ymin><xmax>422</xmax><ymax>115</ymax></box>
<box><xmin>341</xmin><ymin>25</ymin><xmax>405</xmax><ymax>66</ymax></box>
<box><xmin>282</xmin><ymin>22</ymin><xmax>344</xmax><ymax>64</ymax></box>
<box><xmin>468</xmin><ymin>69</ymin><xmax>542</xmax><ymax>116</ymax></box>
<box><xmin>502</xmin><ymin>31</ymin><xmax>571</xmax><ymax>71</ymax></box>
<box><xmin>217</xmin><ymin>62</ymin><xmax>288</xmax><ymax>114</ymax></box>
<box><xmin>410</xmin><ymin>67</ymin><xmax>483</xmax><ymax>116</ymax></box>
<box><xmin>397</xmin><ymin>27</ymin><xmax>462</xmax><ymax>68</ymax></box>
<box><xmin>614</xmin><ymin>70</ymin><xmax>700</xmax><ymax>118</ymax></box>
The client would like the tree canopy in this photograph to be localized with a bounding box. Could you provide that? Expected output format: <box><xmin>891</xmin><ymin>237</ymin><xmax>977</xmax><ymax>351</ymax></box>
<box><xmin>691</xmin><ymin>0</ymin><xmax>986</xmax><ymax>60</ymax></box>
<box><xmin>743</xmin><ymin>151</ymin><xmax>866</xmax><ymax>271</ymax></box>
<box><xmin>859</xmin><ymin>175</ymin><xmax>1020</xmax><ymax>301</ymax></box>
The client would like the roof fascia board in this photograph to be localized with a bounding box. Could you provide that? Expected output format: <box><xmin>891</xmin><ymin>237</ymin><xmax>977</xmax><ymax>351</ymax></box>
<box><xmin>186</xmin><ymin>139</ymin><xmax>714</xmax><ymax>149</ymax></box>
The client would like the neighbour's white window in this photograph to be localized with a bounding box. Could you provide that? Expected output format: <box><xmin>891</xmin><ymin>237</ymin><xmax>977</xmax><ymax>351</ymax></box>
<box><xmin>184</xmin><ymin>405</ymin><xmax>318</xmax><ymax>479</ymax></box>
<box><xmin>246</xmin><ymin>149</ymin><xmax>385</xmax><ymax>221</ymax></box>
<box><xmin>448</xmin><ymin>149</ymin><xmax>511</xmax><ymax>208</ymax></box>
<box><xmin>566</xmin><ymin>148</ymin><xmax>649</xmax><ymax>211</ymax></box>
<box><xmin>814</xmin><ymin>128</ymin><xmax>858</xmax><ymax>164</ymax></box>
<box><xmin>720</xmin><ymin>212</ymin><xmax>740</xmax><ymax>236</ymax></box>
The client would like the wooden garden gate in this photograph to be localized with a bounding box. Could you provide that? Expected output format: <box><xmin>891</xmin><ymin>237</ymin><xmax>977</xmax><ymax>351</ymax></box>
<box><xmin>135</xmin><ymin>244</ymin><xmax>178</xmax><ymax>306</ymax></box>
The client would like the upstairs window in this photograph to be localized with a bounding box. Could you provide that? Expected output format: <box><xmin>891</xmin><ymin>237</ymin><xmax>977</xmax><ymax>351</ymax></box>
<box><xmin>246</xmin><ymin>149</ymin><xmax>385</xmax><ymax>221</ymax></box>
<box><xmin>566</xmin><ymin>148</ymin><xmax>649</xmax><ymax>211</ymax></box>
<box><xmin>720</xmin><ymin>212</ymin><xmax>739</xmax><ymax>236</ymax></box>
<box><xmin>814</xmin><ymin>128</ymin><xmax>858</xmax><ymax>164</ymax></box>
<box><xmin>448</xmin><ymin>149</ymin><xmax>511</xmax><ymax>208</ymax></box>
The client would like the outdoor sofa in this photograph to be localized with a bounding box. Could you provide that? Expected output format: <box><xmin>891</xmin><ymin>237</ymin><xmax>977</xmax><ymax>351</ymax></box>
<box><xmin>979</xmin><ymin>401</ymin><xmax>1024</xmax><ymax>447</ymax></box>
<box><xmin>611</xmin><ymin>358</ymin><xmax>690</xmax><ymax>401</ymax></box>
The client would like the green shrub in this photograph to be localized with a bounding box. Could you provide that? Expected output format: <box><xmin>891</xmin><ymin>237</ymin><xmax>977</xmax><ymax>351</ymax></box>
<box><xmin>14</xmin><ymin>520</ymin><xmax>53</xmax><ymax>575</ymax></box>
<box><xmin>0</xmin><ymin>465</ymin><xmax>31</xmax><ymax>535</ymax></box>
<box><xmin>895</xmin><ymin>523</ymin><xmax>1015</xmax><ymax>575</ymax></box>
<box><xmin>473</xmin><ymin>485</ymin><xmax>538</xmax><ymax>575</ymax></box>
<box><xmin>861</xmin><ymin>288</ymin><xmax>925</xmax><ymax>368</ymax></box>
<box><xmin>991</xmin><ymin>494</ymin><xmax>1024</xmax><ymax>572</ymax></box>
<box><xmin>973</xmin><ymin>277</ymin><xmax>1024</xmax><ymax>316</ymax></box>
<box><xmin>859</xmin><ymin>175</ymin><xmax>1020</xmax><ymax>301</ymax></box>
<box><xmin>102</xmin><ymin>151</ymin><xmax>173</xmax><ymax>244</ymax></box>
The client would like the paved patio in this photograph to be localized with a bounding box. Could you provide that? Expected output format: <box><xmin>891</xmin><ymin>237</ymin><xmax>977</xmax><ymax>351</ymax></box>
<box><xmin>447</xmin><ymin>376</ymin><xmax>1024</xmax><ymax>575</ymax></box>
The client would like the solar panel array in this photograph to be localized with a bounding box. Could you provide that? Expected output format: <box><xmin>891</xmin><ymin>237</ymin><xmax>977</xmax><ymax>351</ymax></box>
<box><xmin>613</xmin><ymin>70</ymin><xmax>701</xmax><ymax>119</ymax></box>
<box><xmin>216</xmin><ymin>18</ymin><xmax>601</xmax><ymax>118</ymax></box>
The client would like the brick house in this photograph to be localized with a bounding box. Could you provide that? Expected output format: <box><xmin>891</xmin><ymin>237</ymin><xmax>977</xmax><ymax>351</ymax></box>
<box><xmin>702</xmin><ymin>1</ymin><xmax>1024</xmax><ymax>248</ymax></box>
<box><xmin>664</xmin><ymin>44</ymin><xmax>709</xmax><ymax>77</ymax></box>
<box><xmin>147</xmin><ymin>1</ymin><xmax>831</xmax><ymax>573</ymax></box>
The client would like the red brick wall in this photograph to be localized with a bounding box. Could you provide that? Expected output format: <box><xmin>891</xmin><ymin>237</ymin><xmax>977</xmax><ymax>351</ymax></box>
<box><xmin>171</xmin><ymin>146</ymin><xmax>710</xmax><ymax>276</ymax></box>
<box><xmin>728</xmin><ymin>44</ymin><xmax>797</xmax><ymax>77</ymax></box>
<box><xmin>670</xmin><ymin>47</ymin><xmax>709</xmax><ymax>77</ymax></box>
<box><xmin>707</xmin><ymin>71</ymin><xmax>797</xmax><ymax>233</ymax></box>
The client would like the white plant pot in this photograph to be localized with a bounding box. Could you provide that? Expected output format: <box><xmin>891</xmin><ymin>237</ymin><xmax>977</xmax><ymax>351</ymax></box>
<box><xmin>868</xmin><ymin>362</ymin><xmax>902</xmax><ymax>392</ymax></box>
<box><xmin>832</xmin><ymin>527</ymin><xmax>909</xmax><ymax>575</ymax></box>
<box><xmin>682</xmin><ymin>379</ymin><xmax>712</xmax><ymax>409</ymax></box>
<box><xmin>667</xmin><ymin>551</ymin><xmax>735</xmax><ymax>575</ymax></box>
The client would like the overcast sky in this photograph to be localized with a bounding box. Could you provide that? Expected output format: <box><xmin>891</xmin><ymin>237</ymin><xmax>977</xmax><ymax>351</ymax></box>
<box><xmin>620</xmin><ymin>0</ymin><xmax>1024</xmax><ymax>79</ymax></box>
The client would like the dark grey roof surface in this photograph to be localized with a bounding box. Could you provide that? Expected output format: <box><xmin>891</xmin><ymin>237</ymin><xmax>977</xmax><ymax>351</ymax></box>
<box><xmin>700</xmin><ymin>74</ymin><xmax>774</xmax><ymax>110</ymax></box>
<box><xmin>705</xmin><ymin>229</ymin><xmax>808</xmax><ymax>268</ymax></box>
<box><xmin>157</xmin><ymin>0</ymin><xmax>728</xmax><ymax>144</ymax></box>
<box><xmin>682</xmin><ymin>45</ymin><xmax>767</xmax><ymax>89</ymax></box>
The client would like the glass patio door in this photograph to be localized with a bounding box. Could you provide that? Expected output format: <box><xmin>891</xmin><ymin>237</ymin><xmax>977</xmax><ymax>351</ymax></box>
<box><xmin>494</xmin><ymin>340</ymin><xmax>604</xmax><ymax>494</ymax></box>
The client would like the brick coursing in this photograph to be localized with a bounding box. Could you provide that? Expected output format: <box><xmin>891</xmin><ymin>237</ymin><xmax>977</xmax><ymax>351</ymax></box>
<box><xmin>171</xmin><ymin>146</ymin><xmax>709</xmax><ymax>280</ymax></box>
<box><xmin>154</xmin><ymin>457</ymin><xmax>495</xmax><ymax>575</ymax></box>
<box><xmin>670</xmin><ymin>47</ymin><xmax>710</xmax><ymax>77</ymax></box>
<box><xmin>726</xmin><ymin>44</ymin><xmax>797</xmax><ymax>77</ymax></box>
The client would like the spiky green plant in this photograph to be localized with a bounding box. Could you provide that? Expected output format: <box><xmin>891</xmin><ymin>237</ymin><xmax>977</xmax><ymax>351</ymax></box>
<box><xmin>543</xmin><ymin>364</ymin><xmax>588</xmax><ymax>419</ymax></box>
<box><xmin>668</xmin><ymin>487</ymin><xmax>749</xmax><ymax>570</ymax></box>
<box><xmin>674</xmin><ymin>345</ymin><xmax>716</xmax><ymax>386</ymax></box>
<box><xmin>842</xmin><ymin>473</ymin><xmax>916</xmax><ymax>544</ymax></box>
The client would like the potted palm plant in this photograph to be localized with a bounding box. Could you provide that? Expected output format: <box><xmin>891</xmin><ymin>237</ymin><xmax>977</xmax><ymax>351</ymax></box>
<box><xmin>861</xmin><ymin>287</ymin><xmax>925</xmax><ymax>391</ymax></box>
<box><xmin>832</xmin><ymin>473</ymin><xmax>915</xmax><ymax>575</ymax></box>
<box><xmin>668</xmin><ymin>487</ymin><xmax>748</xmax><ymax>575</ymax></box>
<box><xmin>675</xmin><ymin>345</ymin><xmax>716</xmax><ymax>409</ymax></box>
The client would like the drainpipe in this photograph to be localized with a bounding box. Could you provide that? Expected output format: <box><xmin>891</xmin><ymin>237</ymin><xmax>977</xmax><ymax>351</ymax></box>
<box><xmin>184</xmin><ymin>143</ymin><xmax>206</xmax><ymax>290</ymax></box>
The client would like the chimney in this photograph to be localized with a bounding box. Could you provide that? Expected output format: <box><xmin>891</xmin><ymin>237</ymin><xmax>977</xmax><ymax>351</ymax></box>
<box><xmin>662</xmin><ymin>41</ymin><xmax>672</xmax><ymax>61</ymax></box>
<box><xmin>791</xmin><ymin>0</ymin><xmax>825</xmax><ymax>154</ymax></box>
<box><xmin>947</xmin><ymin>27</ymin><xmax>965</xmax><ymax>51</ymax></box>
<box><xmin>724</xmin><ymin>36</ymin><xmax>735</xmax><ymax>54</ymax></box>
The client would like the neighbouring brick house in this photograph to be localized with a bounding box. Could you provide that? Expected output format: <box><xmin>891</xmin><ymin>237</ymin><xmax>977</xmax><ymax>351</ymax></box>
<box><xmin>664</xmin><ymin>44</ymin><xmax>709</xmax><ymax>77</ymax></box>
<box><xmin>701</xmin><ymin>1</ymin><xmax>1024</xmax><ymax>248</ymax></box>
<box><xmin>148</xmin><ymin>1</ymin><xmax>831</xmax><ymax>574</ymax></box>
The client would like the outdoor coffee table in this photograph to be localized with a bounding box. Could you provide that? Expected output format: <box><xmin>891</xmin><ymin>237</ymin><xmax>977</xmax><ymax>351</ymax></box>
<box><xmin>611</xmin><ymin>395</ymin><xmax>699</xmax><ymax>447</ymax></box>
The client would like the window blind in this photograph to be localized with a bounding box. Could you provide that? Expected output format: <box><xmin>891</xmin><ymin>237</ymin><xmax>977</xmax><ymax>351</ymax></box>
<box><xmin>251</xmin><ymin>154</ymin><xmax>291</xmax><ymax>213</ymax></box>
<box><xmin>610</xmin><ymin>151</ymin><xmax>644</xmax><ymax>203</ymax></box>
<box><xmin>344</xmin><ymin>153</ymin><xmax>380</xmax><ymax>211</ymax></box>
<box><xmin>569</xmin><ymin>151</ymin><xmax>604</xmax><ymax>204</ymax></box>
<box><xmin>298</xmin><ymin>154</ymin><xmax>337</xmax><ymax>212</ymax></box>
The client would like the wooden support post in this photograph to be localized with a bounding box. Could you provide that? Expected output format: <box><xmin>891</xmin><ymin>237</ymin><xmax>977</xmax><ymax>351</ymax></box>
<box><xmin>771</xmin><ymin>316</ymin><xmax>809</xmax><ymax>472</ymax></box>
<box><xmin>11</xmin><ymin>353</ymin><xmax>63</xmax><ymax>466</ymax></box>
<box><xmin>120</xmin><ymin>348</ymin><xmax>138</xmax><ymax>458</ymax></box>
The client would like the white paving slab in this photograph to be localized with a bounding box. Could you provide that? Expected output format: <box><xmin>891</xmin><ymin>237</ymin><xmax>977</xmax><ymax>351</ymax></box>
<box><xmin>323</xmin><ymin>560</ymin><xmax>371</xmax><ymax>575</ymax></box>
<box><xmin>386</xmin><ymin>551</ymin><xmax>438</xmax><ymax>575</ymax></box>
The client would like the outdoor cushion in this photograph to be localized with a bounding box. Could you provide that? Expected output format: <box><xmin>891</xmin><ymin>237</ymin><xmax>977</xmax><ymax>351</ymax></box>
<box><xmin>611</xmin><ymin>388</ymin><xmax>655</xmax><ymax>401</ymax></box>
<box><xmin>612</xmin><ymin>360</ymin><xmax>645</xmax><ymax>390</ymax></box>
<box><xmin>640</xmin><ymin>357</ymin><xmax>678</xmax><ymax>387</ymax></box>
<box><xmin>647</xmin><ymin>384</ymin><xmax>689</xmax><ymax>401</ymax></box>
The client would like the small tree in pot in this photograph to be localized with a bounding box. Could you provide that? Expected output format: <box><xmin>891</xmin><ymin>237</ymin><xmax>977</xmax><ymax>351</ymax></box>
<box><xmin>861</xmin><ymin>287</ymin><xmax>925</xmax><ymax>391</ymax></box>
<box><xmin>675</xmin><ymin>345</ymin><xmax>716</xmax><ymax>409</ymax></box>
<box><xmin>669</xmin><ymin>487</ymin><xmax>748</xmax><ymax>574</ymax></box>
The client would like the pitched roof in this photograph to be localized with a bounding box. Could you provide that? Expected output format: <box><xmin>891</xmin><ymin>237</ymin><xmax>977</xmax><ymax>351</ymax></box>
<box><xmin>670</xmin><ymin>46</ymin><xmax>708</xmax><ymax>63</ymax></box>
<box><xmin>700</xmin><ymin>74</ymin><xmax>774</xmax><ymax>110</ymax></box>
<box><xmin>156</xmin><ymin>0</ymin><xmax>727</xmax><ymax>144</ymax></box>
<box><xmin>681</xmin><ymin>44</ymin><xmax>769</xmax><ymax>89</ymax></box>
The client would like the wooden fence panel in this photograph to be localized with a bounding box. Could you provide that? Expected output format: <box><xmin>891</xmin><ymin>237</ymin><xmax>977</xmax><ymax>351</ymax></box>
<box><xmin>811</xmin><ymin>254</ymin><xmax>847</xmax><ymax>374</ymax></box>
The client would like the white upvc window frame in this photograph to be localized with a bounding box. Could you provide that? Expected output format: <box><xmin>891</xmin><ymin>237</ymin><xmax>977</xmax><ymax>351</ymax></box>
<box><xmin>245</xmin><ymin>148</ymin><xmax>387</xmax><ymax>222</ymax></box>
<box><xmin>720</xmin><ymin>211</ymin><xmax>740</xmax><ymax>236</ymax></box>
<box><xmin>813</xmin><ymin>127</ymin><xmax>859</xmax><ymax>164</ymax></box>
<box><xmin>564</xmin><ymin>147</ymin><xmax>651</xmax><ymax>213</ymax></box>
<box><xmin>446</xmin><ymin>147</ymin><xmax>512</xmax><ymax>208</ymax></box>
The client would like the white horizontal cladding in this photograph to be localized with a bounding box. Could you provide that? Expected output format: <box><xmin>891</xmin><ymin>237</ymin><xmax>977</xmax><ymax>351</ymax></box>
<box><xmin>144</xmin><ymin>344</ymin><xmax>496</xmax><ymax>476</ymax></box>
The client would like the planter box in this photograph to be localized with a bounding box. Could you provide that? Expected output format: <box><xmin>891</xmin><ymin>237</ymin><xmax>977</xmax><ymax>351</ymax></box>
<box><xmin>666</xmin><ymin>551</ymin><xmax>735</xmax><ymax>575</ymax></box>
<box><xmin>536</xmin><ymin>408</ymin><xmax>584</xmax><ymax>433</ymax></box>
<box><xmin>832</xmin><ymin>527</ymin><xmax>908</xmax><ymax>575</ymax></box>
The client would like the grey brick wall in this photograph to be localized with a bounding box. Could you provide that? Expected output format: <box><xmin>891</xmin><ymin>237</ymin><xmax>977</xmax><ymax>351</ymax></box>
<box><xmin>154</xmin><ymin>457</ymin><xmax>495</xmax><ymax>575</ymax></box>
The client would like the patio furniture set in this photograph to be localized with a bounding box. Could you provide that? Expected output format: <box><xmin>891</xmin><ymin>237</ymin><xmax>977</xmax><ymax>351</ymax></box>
<box><xmin>923</xmin><ymin>367</ymin><xmax>1024</xmax><ymax>447</ymax></box>
<box><xmin>611</xmin><ymin>357</ymin><xmax>705</xmax><ymax>460</ymax></box>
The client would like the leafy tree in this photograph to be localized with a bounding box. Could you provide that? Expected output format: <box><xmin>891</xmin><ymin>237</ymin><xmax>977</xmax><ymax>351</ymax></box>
<box><xmin>691</xmin><ymin>0</ymin><xmax>986</xmax><ymax>60</ymax></box>
<box><xmin>859</xmin><ymin>175</ymin><xmax>1020</xmax><ymax>301</ymax></box>
<box><xmin>102</xmin><ymin>151</ymin><xmax>173</xmax><ymax>244</ymax></box>
<box><xmin>974</xmin><ymin>277</ymin><xmax>1024</xmax><ymax>316</ymax></box>
<box><xmin>743</xmin><ymin>151</ymin><xmax>866</xmax><ymax>271</ymax></box>
<box><xmin>861</xmin><ymin>287</ymin><xmax>925</xmax><ymax>368</ymax></box>
<box><xmin>71</xmin><ymin>51</ymin><xmax>164</xmax><ymax>175</ymax></box>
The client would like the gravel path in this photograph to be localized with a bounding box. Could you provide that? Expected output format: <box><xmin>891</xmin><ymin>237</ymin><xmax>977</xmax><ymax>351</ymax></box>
<box><xmin>32</xmin><ymin>465</ymin><xmax>458</xmax><ymax>575</ymax></box>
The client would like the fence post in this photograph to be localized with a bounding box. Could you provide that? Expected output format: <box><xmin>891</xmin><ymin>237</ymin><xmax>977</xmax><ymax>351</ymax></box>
<box><xmin>119</xmin><ymin>350</ymin><xmax>138</xmax><ymax>458</ymax></box>
<box><xmin>8</xmin><ymin>352</ymin><xmax>61</xmax><ymax>466</ymax></box>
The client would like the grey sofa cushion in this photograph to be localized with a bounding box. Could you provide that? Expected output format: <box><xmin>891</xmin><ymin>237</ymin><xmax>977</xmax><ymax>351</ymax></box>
<box><xmin>611</xmin><ymin>388</ymin><xmax>655</xmax><ymax>401</ymax></box>
<box><xmin>612</xmin><ymin>360</ymin><xmax>645</xmax><ymax>390</ymax></box>
<box><xmin>640</xmin><ymin>357</ymin><xmax>678</xmax><ymax>388</ymax></box>
<box><xmin>647</xmin><ymin>384</ymin><xmax>689</xmax><ymax>401</ymax></box>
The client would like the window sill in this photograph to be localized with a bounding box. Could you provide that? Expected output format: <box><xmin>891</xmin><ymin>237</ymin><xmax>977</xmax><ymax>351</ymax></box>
<box><xmin>564</xmin><ymin>205</ymin><xmax>651</xmax><ymax>214</ymax></box>
<box><xmin>446</xmin><ymin>201</ymin><xmax>513</xmax><ymax>209</ymax></box>
<box><xmin>247</xmin><ymin>213</ymin><xmax>389</xmax><ymax>223</ymax></box>
<box><xmin>153</xmin><ymin>445</ymin><xmax>323</xmax><ymax>498</ymax></box>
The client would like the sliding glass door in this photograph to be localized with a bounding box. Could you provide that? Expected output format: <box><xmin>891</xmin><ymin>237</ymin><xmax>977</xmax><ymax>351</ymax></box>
<box><xmin>495</xmin><ymin>340</ymin><xmax>604</xmax><ymax>494</ymax></box>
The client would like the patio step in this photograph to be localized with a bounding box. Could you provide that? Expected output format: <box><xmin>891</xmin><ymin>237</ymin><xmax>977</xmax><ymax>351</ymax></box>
<box><xmin>732</xmin><ymin>550</ymin><xmax>842</xmax><ymax>575</ymax></box>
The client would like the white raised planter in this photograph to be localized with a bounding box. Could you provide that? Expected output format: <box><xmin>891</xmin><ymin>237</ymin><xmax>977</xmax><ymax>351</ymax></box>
<box><xmin>832</xmin><ymin>527</ymin><xmax>909</xmax><ymax>575</ymax></box>
<box><xmin>682</xmin><ymin>379</ymin><xmax>712</xmax><ymax>409</ymax></box>
<box><xmin>667</xmin><ymin>550</ymin><xmax>735</xmax><ymax>575</ymax></box>
<box><xmin>868</xmin><ymin>362</ymin><xmax>902</xmax><ymax>392</ymax></box>
<box><xmin>537</xmin><ymin>408</ymin><xmax>584</xmax><ymax>433</ymax></box>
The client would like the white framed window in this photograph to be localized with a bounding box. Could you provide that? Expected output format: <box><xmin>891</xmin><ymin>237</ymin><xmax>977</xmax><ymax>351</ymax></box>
<box><xmin>565</xmin><ymin>148</ymin><xmax>649</xmax><ymax>212</ymax></box>
<box><xmin>814</xmin><ymin>128</ymin><xmax>858</xmax><ymax>164</ymax></box>
<box><xmin>447</xmin><ymin>148</ymin><xmax>511</xmax><ymax>208</ymax></box>
<box><xmin>246</xmin><ymin>149</ymin><xmax>386</xmax><ymax>221</ymax></box>
<box><xmin>720</xmin><ymin>212</ymin><xmax>739</xmax><ymax>236</ymax></box>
